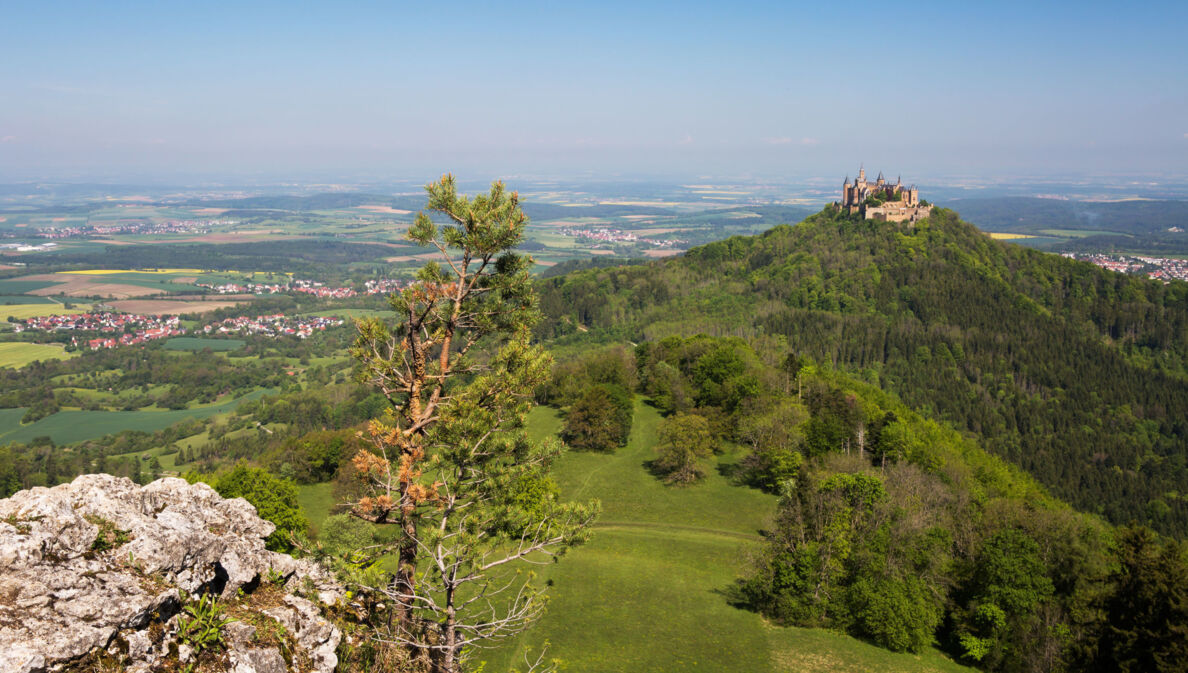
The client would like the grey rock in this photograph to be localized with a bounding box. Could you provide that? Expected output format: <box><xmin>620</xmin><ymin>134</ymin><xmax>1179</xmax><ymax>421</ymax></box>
<box><xmin>0</xmin><ymin>475</ymin><xmax>343</xmax><ymax>673</ymax></box>
<box><xmin>229</xmin><ymin>647</ymin><xmax>288</xmax><ymax>673</ymax></box>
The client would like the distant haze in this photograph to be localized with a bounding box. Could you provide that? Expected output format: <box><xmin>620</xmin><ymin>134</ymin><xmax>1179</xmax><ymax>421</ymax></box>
<box><xmin>1</xmin><ymin>1</ymin><xmax>1186</xmax><ymax>182</ymax></box>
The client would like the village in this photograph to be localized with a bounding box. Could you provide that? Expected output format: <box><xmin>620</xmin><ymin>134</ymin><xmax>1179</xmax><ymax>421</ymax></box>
<box><xmin>29</xmin><ymin>218</ymin><xmax>231</xmax><ymax>239</ymax></box>
<box><xmin>202</xmin><ymin>313</ymin><xmax>345</xmax><ymax>338</ymax></box>
<box><xmin>13</xmin><ymin>312</ymin><xmax>185</xmax><ymax>350</ymax></box>
<box><xmin>14</xmin><ymin>309</ymin><xmax>348</xmax><ymax>350</ymax></box>
<box><xmin>195</xmin><ymin>278</ymin><xmax>363</xmax><ymax>298</ymax></box>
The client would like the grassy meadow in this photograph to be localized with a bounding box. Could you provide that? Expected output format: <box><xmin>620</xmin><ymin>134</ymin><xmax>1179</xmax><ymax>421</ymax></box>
<box><xmin>0</xmin><ymin>303</ymin><xmax>89</xmax><ymax>321</ymax></box>
<box><xmin>474</xmin><ymin>400</ymin><xmax>974</xmax><ymax>673</ymax></box>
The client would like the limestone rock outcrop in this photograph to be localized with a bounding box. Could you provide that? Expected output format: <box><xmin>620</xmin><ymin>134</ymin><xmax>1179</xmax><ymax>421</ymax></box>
<box><xmin>0</xmin><ymin>475</ymin><xmax>343</xmax><ymax>673</ymax></box>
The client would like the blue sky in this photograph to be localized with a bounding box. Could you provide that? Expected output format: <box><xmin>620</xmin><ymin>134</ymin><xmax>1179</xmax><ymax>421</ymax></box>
<box><xmin>1</xmin><ymin>0</ymin><xmax>1185</xmax><ymax>181</ymax></box>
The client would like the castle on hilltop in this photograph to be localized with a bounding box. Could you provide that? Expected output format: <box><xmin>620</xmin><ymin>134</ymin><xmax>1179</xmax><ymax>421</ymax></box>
<box><xmin>838</xmin><ymin>167</ymin><xmax>932</xmax><ymax>224</ymax></box>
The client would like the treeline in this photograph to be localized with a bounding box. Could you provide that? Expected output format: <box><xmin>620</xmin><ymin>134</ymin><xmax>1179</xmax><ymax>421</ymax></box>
<box><xmin>533</xmin><ymin>206</ymin><xmax>1188</xmax><ymax>536</ymax></box>
<box><xmin>0</xmin><ymin>348</ymin><xmax>289</xmax><ymax>416</ymax></box>
<box><xmin>545</xmin><ymin>336</ymin><xmax>1187</xmax><ymax>672</ymax></box>
<box><xmin>0</xmin><ymin>380</ymin><xmax>386</xmax><ymax>497</ymax></box>
<box><xmin>951</xmin><ymin>197</ymin><xmax>1188</xmax><ymax>237</ymax></box>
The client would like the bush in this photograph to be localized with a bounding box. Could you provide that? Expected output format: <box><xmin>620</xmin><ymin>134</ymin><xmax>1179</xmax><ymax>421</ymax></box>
<box><xmin>562</xmin><ymin>384</ymin><xmax>633</xmax><ymax>452</ymax></box>
<box><xmin>213</xmin><ymin>463</ymin><xmax>309</xmax><ymax>551</ymax></box>
<box><xmin>653</xmin><ymin>413</ymin><xmax>714</xmax><ymax>484</ymax></box>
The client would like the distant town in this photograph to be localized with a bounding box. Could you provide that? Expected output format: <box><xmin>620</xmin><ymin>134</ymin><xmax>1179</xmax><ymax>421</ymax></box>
<box><xmin>196</xmin><ymin>278</ymin><xmax>407</xmax><ymax>298</ymax></box>
<box><xmin>202</xmin><ymin>314</ymin><xmax>345</xmax><ymax>339</ymax></box>
<box><xmin>1062</xmin><ymin>253</ymin><xmax>1188</xmax><ymax>283</ymax></box>
<box><xmin>562</xmin><ymin>227</ymin><xmax>686</xmax><ymax>248</ymax></box>
<box><xmin>29</xmin><ymin>219</ymin><xmax>231</xmax><ymax>239</ymax></box>
<box><xmin>14</xmin><ymin>310</ymin><xmax>348</xmax><ymax>349</ymax></box>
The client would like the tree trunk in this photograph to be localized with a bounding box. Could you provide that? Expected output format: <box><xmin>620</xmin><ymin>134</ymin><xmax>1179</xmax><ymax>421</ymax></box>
<box><xmin>440</xmin><ymin>592</ymin><xmax>458</xmax><ymax>673</ymax></box>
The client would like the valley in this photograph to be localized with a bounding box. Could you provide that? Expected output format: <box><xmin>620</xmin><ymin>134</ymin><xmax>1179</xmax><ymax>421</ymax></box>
<box><xmin>0</xmin><ymin>182</ymin><xmax>1184</xmax><ymax>673</ymax></box>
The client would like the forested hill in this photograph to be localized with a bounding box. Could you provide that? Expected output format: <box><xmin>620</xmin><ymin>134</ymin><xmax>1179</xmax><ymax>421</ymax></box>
<box><xmin>536</xmin><ymin>206</ymin><xmax>1188</xmax><ymax>535</ymax></box>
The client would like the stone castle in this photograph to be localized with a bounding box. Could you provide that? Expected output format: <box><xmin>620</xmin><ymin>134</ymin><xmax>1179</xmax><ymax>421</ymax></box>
<box><xmin>839</xmin><ymin>167</ymin><xmax>932</xmax><ymax>223</ymax></box>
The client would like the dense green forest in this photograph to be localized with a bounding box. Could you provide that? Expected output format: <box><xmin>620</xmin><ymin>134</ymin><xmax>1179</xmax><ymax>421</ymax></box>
<box><xmin>534</xmin><ymin>206</ymin><xmax>1188</xmax><ymax>535</ymax></box>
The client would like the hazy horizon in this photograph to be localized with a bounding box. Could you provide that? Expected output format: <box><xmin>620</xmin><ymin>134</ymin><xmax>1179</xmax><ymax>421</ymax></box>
<box><xmin>2</xmin><ymin>1</ymin><xmax>1186</xmax><ymax>183</ymax></box>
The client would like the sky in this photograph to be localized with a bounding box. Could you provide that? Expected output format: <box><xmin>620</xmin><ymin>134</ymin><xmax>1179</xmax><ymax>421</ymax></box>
<box><xmin>0</xmin><ymin>0</ymin><xmax>1186</xmax><ymax>182</ymax></box>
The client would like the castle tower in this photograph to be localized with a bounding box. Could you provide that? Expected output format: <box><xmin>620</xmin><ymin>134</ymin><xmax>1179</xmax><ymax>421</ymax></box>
<box><xmin>843</xmin><ymin>176</ymin><xmax>852</xmax><ymax>206</ymax></box>
<box><xmin>876</xmin><ymin>171</ymin><xmax>885</xmax><ymax>187</ymax></box>
<box><xmin>858</xmin><ymin>165</ymin><xmax>865</xmax><ymax>184</ymax></box>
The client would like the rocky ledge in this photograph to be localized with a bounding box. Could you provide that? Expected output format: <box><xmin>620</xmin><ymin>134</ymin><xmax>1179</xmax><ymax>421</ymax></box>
<box><xmin>0</xmin><ymin>475</ymin><xmax>344</xmax><ymax>673</ymax></box>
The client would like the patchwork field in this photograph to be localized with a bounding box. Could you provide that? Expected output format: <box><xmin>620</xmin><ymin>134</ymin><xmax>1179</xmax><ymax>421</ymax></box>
<box><xmin>0</xmin><ymin>388</ymin><xmax>273</xmax><ymax>446</ymax></box>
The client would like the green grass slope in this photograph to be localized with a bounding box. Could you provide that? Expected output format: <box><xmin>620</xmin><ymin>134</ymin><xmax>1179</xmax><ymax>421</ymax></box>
<box><xmin>481</xmin><ymin>401</ymin><xmax>973</xmax><ymax>673</ymax></box>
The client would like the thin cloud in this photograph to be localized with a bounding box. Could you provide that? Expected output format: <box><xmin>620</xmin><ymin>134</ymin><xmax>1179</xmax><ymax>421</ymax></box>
<box><xmin>0</xmin><ymin>136</ymin><xmax>15</xmax><ymax>143</ymax></box>
<box><xmin>678</xmin><ymin>135</ymin><xmax>694</xmax><ymax>145</ymax></box>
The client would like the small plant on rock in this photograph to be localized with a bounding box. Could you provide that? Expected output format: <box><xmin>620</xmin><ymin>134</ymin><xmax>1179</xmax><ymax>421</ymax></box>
<box><xmin>85</xmin><ymin>515</ymin><xmax>131</xmax><ymax>555</ymax></box>
<box><xmin>177</xmin><ymin>592</ymin><xmax>235</xmax><ymax>655</ymax></box>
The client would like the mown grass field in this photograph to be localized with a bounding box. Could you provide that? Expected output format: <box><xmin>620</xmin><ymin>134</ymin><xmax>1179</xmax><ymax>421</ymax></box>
<box><xmin>0</xmin><ymin>342</ymin><xmax>77</xmax><ymax>368</ymax></box>
<box><xmin>297</xmin><ymin>482</ymin><xmax>338</xmax><ymax>535</ymax></box>
<box><xmin>477</xmin><ymin>401</ymin><xmax>974</xmax><ymax>673</ymax></box>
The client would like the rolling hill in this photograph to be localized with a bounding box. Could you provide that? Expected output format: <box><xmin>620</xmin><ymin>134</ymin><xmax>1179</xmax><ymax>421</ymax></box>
<box><xmin>534</xmin><ymin>205</ymin><xmax>1188</xmax><ymax>535</ymax></box>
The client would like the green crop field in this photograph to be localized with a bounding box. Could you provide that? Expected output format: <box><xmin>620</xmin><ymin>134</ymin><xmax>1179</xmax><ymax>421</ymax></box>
<box><xmin>163</xmin><ymin>337</ymin><xmax>246</xmax><ymax>351</ymax></box>
<box><xmin>0</xmin><ymin>295</ymin><xmax>56</xmax><ymax>305</ymax></box>
<box><xmin>0</xmin><ymin>388</ymin><xmax>273</xmax><ymax>445</ymax></box>
<box><xmin>0</xmin><ymin>342</ymin><xmax>77</xmax><ymax>368</ymax></box>
<box><xmin>0</xmin><ymin>279</ymin><xmax>56</xmax><ymax>294</ymax></box>
<box><xmin>479</xmin><ymin>401</ymin><xmax>974</xmax><ymax>673</ymax></box>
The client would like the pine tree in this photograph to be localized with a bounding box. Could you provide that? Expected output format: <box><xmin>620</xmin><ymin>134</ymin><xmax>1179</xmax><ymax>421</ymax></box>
<box><xmin>349</xmin><ymin>176</ymin><xmax>598</xmax><ymax>672</ymax></box>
